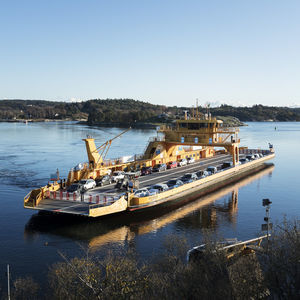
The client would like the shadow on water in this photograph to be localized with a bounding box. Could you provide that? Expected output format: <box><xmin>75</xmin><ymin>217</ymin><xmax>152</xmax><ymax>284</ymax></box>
<box><xmin>24</xmin><ymin>164</ymin><xmax>274</xmax><ymax>251</ymax></box>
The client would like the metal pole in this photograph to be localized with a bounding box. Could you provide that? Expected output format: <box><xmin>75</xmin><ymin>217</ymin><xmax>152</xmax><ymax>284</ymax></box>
<box><xmin>266</xmin><ymin>206</ymin><xmax>270</xmax><ymax>249</ymax></box>
<box><xmin>7</xmin><ymin>264</ymin><xmax>10</xmax><ymax>300</ymax></box>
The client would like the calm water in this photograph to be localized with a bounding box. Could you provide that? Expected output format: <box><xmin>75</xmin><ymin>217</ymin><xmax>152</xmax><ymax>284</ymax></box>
<box><xmin>0</xmin><ymin>121</ymin><xmax>299</xmax><ymax>287</ymax></box>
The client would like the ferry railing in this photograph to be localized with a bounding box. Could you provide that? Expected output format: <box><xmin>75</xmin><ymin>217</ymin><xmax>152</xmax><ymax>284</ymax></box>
<box><xmin>24</xmin><ymin>191</ymin><xmax>32</xmax><ymax>203</ymax></box>
<box><xmin>161</xmin><ymin>126</ymin><xmax>239</xmax><ymax>134</ymax></box>
<box><xmin>148</xmin><ymin>136</ymin><xmax>165</xmax><ymax>142</ymax></box>
<box><xmin>239</xmin><ymin>148</ymin><xmax>272</xmax><ymax>155</ymax></box>
<box><xmin>45</xmin><ymin>190</ymin><xmax>122</xmax><ymax>205</ymax></box>
<box><xmin>217</xmin><ymin>127</ymin><xmax>239</xmax><ymax>132</ymax></box>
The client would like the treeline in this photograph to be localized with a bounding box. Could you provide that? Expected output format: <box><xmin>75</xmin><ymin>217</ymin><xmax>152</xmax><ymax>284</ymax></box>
<box><xmin>211</xmin><ymin>104</ymin><xmax>300</xmax><ymax>122</ymax></box>
<box><xmin>0</xmin><ymin>99</ymin><xmax>88</xmax><ymax>120</ymax></box>
<box><xmin>1</xmin><ymin>99</ymin><xmax>300</xmax><ymax>124</ymax></box>
<box><xmin>0</xmin><ymin>99</ymin><xmax>167</xmax><ymax>124</ymax></box>
<box><xmin>86</xmin><ymin>99</ymin><xmax>167</xmax><ymax>124</ymax></box>
<box><xmin>3</xmin><ymin>220</ymin><xmax>299</xmax><ymax>299</ymax></box>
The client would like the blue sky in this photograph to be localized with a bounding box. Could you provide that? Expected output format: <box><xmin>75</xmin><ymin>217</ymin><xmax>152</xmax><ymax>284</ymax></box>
<box><xmin>0</xmin><ymin>0</ymin><xmax>299</xmax><ymax>107</ymax></box>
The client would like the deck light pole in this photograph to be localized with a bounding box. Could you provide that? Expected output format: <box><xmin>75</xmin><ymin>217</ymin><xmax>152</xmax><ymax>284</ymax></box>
<box><xmin>262</xmin><ymin>198</ymin><xmax>272</xmax><ymax>250</ymax></box>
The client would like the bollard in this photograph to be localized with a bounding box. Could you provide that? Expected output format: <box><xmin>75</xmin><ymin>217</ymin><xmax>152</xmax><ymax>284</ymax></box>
<box><xmin>66</xmin><ymin>192</ymin><xmax>69</xmax><ymax>200</ymax></box>
<box><xmin>96</xmin><ymin>195</ymin><xmax>100</xmax><ymax>204</ymax></box>
<box><xmin>53</xmin><ymin>191</ymin><xmax>56</xmax><ymax>199</ymax></box>
<box><xmin>89</xmin><ymin>194</ymin><xmax>93</xmax><ymax>203</ymax></box>
<box><xmin>73</xmin><ymin>193</ymin><xmax>76</xmax><ymax>201</ymax></box>
<box><xmin>60</xmin><ymin>191</ymin><xmax>63</xmax><ymax>200</ymax></box>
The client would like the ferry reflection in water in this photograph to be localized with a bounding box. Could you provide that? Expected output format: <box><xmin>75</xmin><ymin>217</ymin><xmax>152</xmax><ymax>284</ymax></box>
<box><xmin>24</xmin><ymin>164</ymin><xmax>274</xmax><ymax>252</ymax></box>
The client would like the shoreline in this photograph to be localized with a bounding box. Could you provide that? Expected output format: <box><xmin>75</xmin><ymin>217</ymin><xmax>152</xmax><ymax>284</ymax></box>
<box><xmin>1</xmin><ymin>119</ymin><xmax>299</xmax><ymax>129</ymax></box>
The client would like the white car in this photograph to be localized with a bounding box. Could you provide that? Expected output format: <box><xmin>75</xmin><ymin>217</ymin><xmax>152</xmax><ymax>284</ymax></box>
<box><xmin>151</xmin><ymin>183</ymin><xmax>169</xmax><ymax>192</ymax></box>
<box><xmin>187</xmin><ymin>157</ymin><xmax>195</xmax><ymax>164</ymax></box>
<box><xmin>178</xmin><ymin>158</ymin><xmax>187</xmax><ymax>167</ymax></box>
<box><xmin>78</xmin><ymin>179</ymin><xmax>96</xmax><ymax>190</ymax></box>
<box><xmin>134</xmin><ymin>189</ymin><xmax>150</xmax><ymax>197</ymax></box>
<box><xmin>111</xmin><ymin>171</ymin><xmax>125</xmax><ymax>182</ymax></box>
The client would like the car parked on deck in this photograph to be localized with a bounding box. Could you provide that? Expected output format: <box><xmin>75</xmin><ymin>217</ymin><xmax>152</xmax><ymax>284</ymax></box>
<box><xmin>221</xmin><ymin>162</ymin><xmax>233</xmax><ymax>169</ymax></box>
<box><xmin>246</xmin><ymin>155</ymin><xmax>255</xmax><ymax>161</ymax></box>
<box><xmin>166</xmin><ymin>179</ymin><xmax>184</xmax><ymax>189</ymax></box>
<box><xmin>239</xmin><ymin>158</ymin><xmax>249</xmax><ymax>164</ymax></box>
<box><xmin>152</xmin><ymin>163</ymin><xmax>167</xmax><ymax>172</ymax></box>
<box><xmin>206</xmin><ymin>166</ymin><xmax>217</xmax><ymax>175</ymax></box>
<box><xmin>95</xmin><ymin>175</ymin><xmax>112</xmax><ymax>186</ymax></box>
<box><xmin>125</xmin><ymin>169</ymin><xmax>141</xmax><ymax>178</ymax></box>
<box><xmin>111</xmin><ymin>171</ymin><xmax>125</xmax><ymax>182</ymax></box>
<box><xmin>167</xmin><ymin>161</ymin><xmax>178</xmax><ymax>169</ymax></box>
<box><xmin>78</xmin><ymin>179</ymin><xmax>96</xmax><ymax>190</ymax></box>
<box><xmin>146</xmin><ymin>188</ymin><xmax>159</xmax><ymax>195</ymax></box>
<box><xmin>134</xmin><ymin>188</ymin><xmax>150</xmax><ymax>197</ymax></box>
<box><xmin>178</xmin><ymin>158</ymin><xmax>187</xmax><ymax>167</ymax></box>
<box><xmin>180</xmin><ymin>173</ymin><xmax>198</xmax><ymax>183</ymax></box>
<box><xmin>195</xmin><ymin>170</ymin><xmax>209</xmax><ymax>179</ymax></box>
<box><xmin>67</xmin><ymin>183</ymin><xmax>81</xmax><ymax>193</ymax></box>
<box><xmin>141</xmin><ymin>166</ymin><xmax>152</xmax><ymax>175</ymax></box>
<box><xmin>187</xmin><ymin>157</ymin><xmax>195</xmax><ymax>164</ymax></box>
<box><xmin>151</xmin><ymin>183</ymin><xmax>169</xmax><ymax>192</ymax></box>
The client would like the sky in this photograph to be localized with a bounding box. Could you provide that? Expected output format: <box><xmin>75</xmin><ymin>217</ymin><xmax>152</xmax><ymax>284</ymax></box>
<box><xmin>0</xmin><ymin>0</ymin><xmax>300</xmax><ymax>107</ymax></box>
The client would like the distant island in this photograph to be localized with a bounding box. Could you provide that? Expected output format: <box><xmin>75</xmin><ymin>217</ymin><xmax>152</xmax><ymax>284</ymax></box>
<box><xmin>1</xmin><ymin>99</ymin><xmax>300</xmax><ymax>128</ymax></box>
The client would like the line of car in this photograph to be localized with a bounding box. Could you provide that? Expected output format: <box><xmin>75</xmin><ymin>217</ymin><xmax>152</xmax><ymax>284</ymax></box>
<box><xmin>66</xmin><ymin>153</ymin><xmax>266</xmax><ymax>195</ymax></box>
<box><xmin>140</xmin><ymin>157</ymin><xmax>196</xmax><ymax>175</ymax></box>
<box><xmin>134</xmin><ymin>163</ymin><xmax>226</xmax><ymax>197</ymax></box>
<box><xmin>133</xmin><ymin>153</ymin><xmax>267</xmax><ymax>198</ymax></box>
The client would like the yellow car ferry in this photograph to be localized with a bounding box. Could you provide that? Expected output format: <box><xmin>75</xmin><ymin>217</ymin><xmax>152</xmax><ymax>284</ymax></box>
<box><xmin>24</xmin><ymin>111</ymin><xmax>275</xmax><ymax>217</ymax></box>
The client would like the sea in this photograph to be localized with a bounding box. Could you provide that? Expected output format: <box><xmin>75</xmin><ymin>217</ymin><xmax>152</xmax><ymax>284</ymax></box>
<box><xmin>0</xmin><ymin>121</ymin><xmax>299</xmax><ymax>288</ymax></box>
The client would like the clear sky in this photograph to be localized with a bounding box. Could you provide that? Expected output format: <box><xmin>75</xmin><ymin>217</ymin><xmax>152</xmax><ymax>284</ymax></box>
<box><xmin>0</xmin><ymin>0</ymin><xmax>299</xmax><ymax>107</ymax></box>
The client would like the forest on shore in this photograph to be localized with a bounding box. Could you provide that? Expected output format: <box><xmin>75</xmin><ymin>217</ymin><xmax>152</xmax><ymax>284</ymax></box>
<box><xmin>1</xmin><ymin>219</ymin><xmax>299</xmax><ymax>299</ymax></box>
<box><xmin>1</xmin><ymin>99</ymin><xmax>300</xmax><ymax>127</ymax></box>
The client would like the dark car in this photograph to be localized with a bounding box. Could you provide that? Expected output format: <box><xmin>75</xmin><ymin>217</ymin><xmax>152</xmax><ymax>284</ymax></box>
<box><xmin>196</xmin><ymin>170</ymin><xmax>204</xmax><ymax>178</ymax></box>
<box><xmin>180</xmin><ymin>173</ymin><xmax>198</xmax><ymax>183</ymax></box>
<box><xmin>196</xmin><ymin>170</ymin><xmax>209</xmax><ymax>179</ymax></box>
<box><xmin>166</xmin><ymin>179</ymin><xmax>184</xmax><ymax>188</ymax></box>
<box><xmin>95</xmin><ymin>175</ymin><xmax>112</xmax><ymax>186</ymax></box>
<box><xmin>67</xmin><ymin>183</ymin><xmax>81</xmax><ymax>193</ymax></box>
<box><xmin>206</xmin><ymin>166</ymin><xmax>217</xmax><ymax>174</ymax></box>
<box><xmin>221</xmin><ymin>162</ymin><xmax>232</xmax><ymax>169</ymax></box>
<box><xmin>141</xmin><ymin>166</ymin><xmax>152</xmax><ymax>175</ymax></box>
<box><xmin>239</xmin><ymin>158</ymin><xmax>249</xmax><ymax>164</ymax></box>
<box><xmin>246</xmin><ymin>155</ymin><xmax>255</xmax><ymax>161</ymax></box>
<box><xmin>152</xmin><ymin>163</ymin><xmax>167</xmax><ymax>172</ymax></box>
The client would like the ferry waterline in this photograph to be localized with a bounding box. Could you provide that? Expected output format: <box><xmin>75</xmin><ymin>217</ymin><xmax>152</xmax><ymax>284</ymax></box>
<box><xmin>24</xmin><ymin>113</ymin><xmax>275</xmax><ymax>217</ymax></box>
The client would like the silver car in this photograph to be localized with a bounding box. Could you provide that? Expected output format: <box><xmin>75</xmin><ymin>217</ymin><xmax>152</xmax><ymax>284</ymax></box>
<box><xmin>78</xmin><ymin>179</ymin><xmax>96</xmax><ymax>190</ymax></box>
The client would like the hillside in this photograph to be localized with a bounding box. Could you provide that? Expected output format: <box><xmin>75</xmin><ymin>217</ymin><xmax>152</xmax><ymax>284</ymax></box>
<box><xmin>1</xmin><ymin>99</ymin><xmax>300</xmax><ymax>126</ymax></box>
